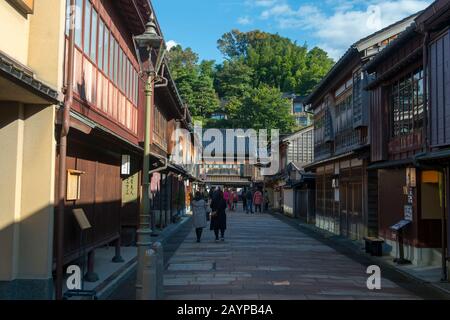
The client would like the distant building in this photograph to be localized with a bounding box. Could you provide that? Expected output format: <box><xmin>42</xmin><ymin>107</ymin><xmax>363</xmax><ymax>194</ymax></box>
<box><xmin>286</xmin><ymin>126</ymin><xmax>314</xmax><ymax>167</ymax></box>
<box><xmin>283</xmin><ymin>94</ymin><xmax>313</xmax><ymax>128</ymax></box>
<box><xmin>265</xmin><ymin>126</ymin><xmax>315</xmax><ymax>221</ymax></box>
<box><xmin>201</xmin><ymin>129</ymin><xmax>263</xmax><ymax>187</ymax></box>
<box><xmin>210</xmin><ymin>99</ymin><xmax>228</xmax><ymax>120</ymax></box>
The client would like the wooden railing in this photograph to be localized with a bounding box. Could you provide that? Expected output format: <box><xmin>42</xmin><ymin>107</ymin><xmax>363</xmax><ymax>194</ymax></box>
<box><xmin>335</xmin><ymin>128</ymin><xmax>368</xmax><ymax>154</ymax></box>
<box><xmin>388</xmin><ymin>130</ymin><xmax>423</xmax><ymax>155</ymax></box>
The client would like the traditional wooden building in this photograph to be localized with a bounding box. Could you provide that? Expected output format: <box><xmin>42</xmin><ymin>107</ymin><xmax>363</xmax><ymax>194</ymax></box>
<box><xmin>364</xmin><ymin>0</ymin><xmax>449</xmax><ymax>269</ymax></box>
<box><xmin>283</xmin><ymin>94</ymin><xmax>313</xmax><ymax>128</ymax></box>
<box><xmin>415</xmin><ymin>0</ymin><xmax>450</xmax><ymax>274</ymax></box>
<box><xmin>201</xmin><ymin>129</ymin><xmax>263</xmax><ymax>188</ymax></box>
<box><xmin>0</xmin><ymin>0</ymin><xmax>194</xmax><ymax>299</ymax></box>
<box><xmin>304</xmin><ymin>15</ymin><xmax>416</xmax><ymax>241</ymax></box>
<box><xmin>265</xmin><ymin>126</ymin><xmax>315</xmax><ymax>219</ymax></box>
<box><xmin>60</xmin><ymin>0</ymin><xmax>196</xmax><ymax>269</ymax></box>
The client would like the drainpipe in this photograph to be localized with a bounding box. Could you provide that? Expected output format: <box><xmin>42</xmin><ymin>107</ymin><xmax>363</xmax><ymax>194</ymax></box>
<box><xmin>423</xmin><ymin>31</ymin><xmax>430</xmax><ymax>152</ymax></box>
<box><xmin>149</xmin><ymin>152</ymin><xmax>168</xmax><ymax>176</ymax></box>
<box><xmin>56</xmin><ymin>0</ymin><xmax>75</xmax><ymax>300</ymax></box>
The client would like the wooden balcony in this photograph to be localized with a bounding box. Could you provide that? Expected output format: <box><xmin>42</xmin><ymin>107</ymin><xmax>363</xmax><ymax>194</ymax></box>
<box><xmin>314</xmin><ymin>143</ymin><xmax>333</xmax><ymax>161</ymax></box>
<box><xmin>388</xmin><ymin>130</ymin><xmax>423</xmax><ymax>155</ymax></box>
<box><xmin>335</xmin><ymin>128</ymin><xmax>368</xmax><ymax>154</ymax></box>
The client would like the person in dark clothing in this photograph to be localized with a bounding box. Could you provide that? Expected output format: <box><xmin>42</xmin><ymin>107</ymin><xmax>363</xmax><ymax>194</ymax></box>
<box><xmin>210</xmin><ymin>189</ymin><xmax>227</xmax><ymax>242</ymax></box>
<box><xmin>242</xmin><ymin>188</ymin><xmax>247</xmax><ymax>211</ymax></box>
<box><xmin>264</xmin><ymin>191</ymin><xmax>270</xmax><ymax>212</ymax></box>
<box><xmin>245</xmin><ymin>189</ymin><xmax>254</xmax><ymax>214</ymax></box>
<box><xmin>208</xmin><ymin>187</ymin><xmax>216</xmax><ymax>200</ymax></box>
<box><xmin>203</xmin><ymin>189</ymin><xmax>209</xmax><ymax>201</ymax></box>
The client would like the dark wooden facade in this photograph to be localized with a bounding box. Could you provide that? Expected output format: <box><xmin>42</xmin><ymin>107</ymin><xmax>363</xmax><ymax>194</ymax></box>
<box><xmin>305</xmin><ymin>17</ymin><xmax>416</xmax><ymax>241</ymax></box>
<box><xmin>367</xmin><ymin>28</ymin><xmax>425</xmax><ymax>162</ymax></box>
<box><xmin>57</xmin><ymin>0</ymin><xmax>192</xmax><ymax>264</ymax></box>
<box><xmin>365</xmin><ymin>4</ymin><xmax>450</xmax><ymax>265</ymax></box>
<box><xmin>415</xmin><ymin>0</ymin><xmax>450</xmax><ymax>265</ymax></box>
<box><xmin>429</xmin><ymin>29</ymin><xmax>450</xmax><ymax>147</ymax></box>
<box><xmin>306</xmin><ymin>50</ymin><xmax>371</xmax><ymax>240</ymax></box>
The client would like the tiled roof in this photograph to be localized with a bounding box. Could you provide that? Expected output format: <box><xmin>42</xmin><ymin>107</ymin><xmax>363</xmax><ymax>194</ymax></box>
<box><xmin>0</xmin><ymin>51</ymin><xmax>60</xmax><ymax>103</ymax></box>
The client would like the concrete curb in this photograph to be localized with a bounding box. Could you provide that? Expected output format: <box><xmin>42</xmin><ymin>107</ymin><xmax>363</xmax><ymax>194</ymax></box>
<box><xmin>94</xmin><ymin>215</ymin><xmax>192</xmax><ymax>300</ymax></box>
<box><xmin>154</xmin><ymin>215</ymin><xmax>193</xmax><ymax>247</ymax></box>
<box><xmin>269</xmin><ymin>210</ymin><xmax>450</xmax><ymax>299</ymax></box>
<box><xmin>96</xmin><ymin>259</ymin><xmax>137</xmax><ymax>300</ymax></box>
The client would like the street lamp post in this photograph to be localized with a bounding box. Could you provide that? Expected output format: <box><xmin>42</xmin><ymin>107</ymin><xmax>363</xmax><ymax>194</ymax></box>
<box><xmin>133</xmin><ymin>14</ymin><xmax>166</xmax><ymax>300</ymax></box>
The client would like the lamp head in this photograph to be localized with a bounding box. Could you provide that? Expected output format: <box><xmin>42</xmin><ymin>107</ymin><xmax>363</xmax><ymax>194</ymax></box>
<box><xmin>134</xmin><ymin>15</ymin><xmax>163</xmax><ymax>50</ymax></box>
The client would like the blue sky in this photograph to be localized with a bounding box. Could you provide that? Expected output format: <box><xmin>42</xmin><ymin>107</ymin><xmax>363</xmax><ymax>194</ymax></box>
<box><xmin>152</xmin><ymin>0</ymin><xmax>432</xmax><ymax>62</ymax></box>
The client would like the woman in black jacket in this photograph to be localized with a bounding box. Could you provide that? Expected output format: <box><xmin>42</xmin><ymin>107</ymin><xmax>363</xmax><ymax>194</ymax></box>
<box><xmin>210</xmin><ymin>189</ymin><xmax>227</xmax><ymax>242</ymax></box>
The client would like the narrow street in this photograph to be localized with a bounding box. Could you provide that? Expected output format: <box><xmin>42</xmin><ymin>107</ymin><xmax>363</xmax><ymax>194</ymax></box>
<box><xmin>162</xmin><ymin>208</ymin><xmax>424</xmax><ymax>300</ymax></box>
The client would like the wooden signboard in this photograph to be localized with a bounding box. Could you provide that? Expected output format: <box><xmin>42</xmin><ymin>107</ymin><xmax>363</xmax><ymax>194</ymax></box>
<box><xmin>404</xmin><ymin>205</ymin><xmax>413</xmax><ymax>221</ymax></box>
<box><xmin>390</xmin><ymin>219</ymin><xmax>411</xmax><ymax>231</ymax></box>
<box><xmin>73</xmin><ymin>208</ymin><xmax>92</xmax><ymax>230</ymax></box>
<box><xmin>122</xmin><ymin>172</ymin><xmax>139</xmax><ymax>204</ymax></box>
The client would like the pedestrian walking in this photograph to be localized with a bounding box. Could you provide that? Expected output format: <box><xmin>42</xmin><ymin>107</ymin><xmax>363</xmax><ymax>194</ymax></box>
<box><xmin>223</xmin><ymin>188</ymin><xmax>231</xmax><ymax>210</ymax></box>
<box><xmin>264</xmin><ymin>191</ymin><xmax>270</xmax><ymax>212</ymax></box>
<box><xmin>203</xmin><ymin>188</ymin><xmax>209</xmax><ymax>201</ymax></box>
<box><xmin>253</xmin><ymin>188</ymin><xmax>263</xmax><ymax>213</ymax></box>
<box><xmin>242</xmin><ymin>188</ymin><xmax>247</xmax><ymax>211</ymax></box>
<box><xmin>232</xmin><ymin>189</ymin><xmax>239</xmax><ymax>211</ymax></box>
<box><xmin>210</xmin><ymin>189</ymin><xmax>227</xmax><ymax>242</ymax></box>
<box><xmin>209</xmin><ymin>187</ymin><xmax>216</xmax><ymax>201</ymax></box>
<box><xmin>192</xmin><ymin>192</ymin><xmax>209</xmax><ymax>243</ymax></box>
<box><xmin>245</xmin><ymin>188</ymin><xmax>253</xmax><ymax>214</ymax></box>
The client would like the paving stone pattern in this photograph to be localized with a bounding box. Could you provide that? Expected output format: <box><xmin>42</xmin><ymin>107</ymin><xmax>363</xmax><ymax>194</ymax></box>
<box><xmin>164</xmin><ymin>209</ymin><xmax>420</xmax><ymax>300</ymax></box>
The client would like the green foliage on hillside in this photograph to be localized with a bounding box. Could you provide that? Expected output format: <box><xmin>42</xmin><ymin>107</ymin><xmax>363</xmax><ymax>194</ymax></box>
<box><xmin>167</xmin><ymin>29</ymin><xmax>334</xmax><ymax>134</ymax></box>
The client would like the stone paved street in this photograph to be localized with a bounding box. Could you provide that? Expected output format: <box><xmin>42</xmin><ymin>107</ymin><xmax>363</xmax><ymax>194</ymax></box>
<box><xmin>163</xmin><ymin>208</ymin><xmax>422</xmax><ymax>300</ymax></box>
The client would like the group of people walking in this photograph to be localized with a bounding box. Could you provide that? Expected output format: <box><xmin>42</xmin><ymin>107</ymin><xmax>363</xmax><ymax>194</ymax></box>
<box><xmin>223</xmin><ymin>188</ymin><xmax>239</xmax><ymax>211</ymax></box>
<box><xmin>191</xmin><ymin>187</ymin><xmax>228</xmax><ymax>243</ymax></box>
<box><xmin>191</xmin><ymin>186</ymin><xmax>269</xmax><ymax>243</ymax></box>
<box><xmin>242</xmin><ymin>187</ymin><xmax>268</xmax><ymax>214</ymax></box>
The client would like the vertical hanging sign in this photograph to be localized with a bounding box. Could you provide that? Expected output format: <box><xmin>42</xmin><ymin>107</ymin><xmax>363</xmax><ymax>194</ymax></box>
<box><xmin>121</xmin><ymin>154</ymin><xmax>131</xmax><ymax>175</ymax></box>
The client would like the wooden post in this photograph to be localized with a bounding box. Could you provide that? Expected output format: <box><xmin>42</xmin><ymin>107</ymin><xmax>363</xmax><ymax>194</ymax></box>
<box><xmin>112</xmin><ymin>238</ymin><xmax>124</xmax><ymax>263</ymax></box>
<box><xmin>84</xmin><ymin>250</ymin><xmax>99</xmax><ymax>282</ymax></box>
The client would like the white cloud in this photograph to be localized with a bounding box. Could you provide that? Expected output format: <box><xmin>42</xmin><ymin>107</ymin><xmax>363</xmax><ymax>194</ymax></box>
<box><xmin>261</xmin><ymin>4</ymin><xmax>293</xmax><ymax>19</ymax></box>
<box><xmin>238</xmin><ymin>16</ymin><xmax>253</xmax><ymax>25</ymax></box>
<box><xmin>251</xmin><ymin>0</ymin><xmax>280</xmax><ymax>7</ymax></box>
<box><xmin>166</xmin><ymin>40</ymin><xmax>178</xmax><ymax>50</ymax></box>
<box><xmin>252</xmin><ymin>0</ymin><xmax>432</xmax><ymax>60</ymax></box>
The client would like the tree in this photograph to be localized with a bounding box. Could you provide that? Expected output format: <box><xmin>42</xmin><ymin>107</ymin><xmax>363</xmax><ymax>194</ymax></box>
<box><xmin>167</xmin><ymin>45</ymin><xmax>219</xmax><ymax>119</ymax></box>
<box><xmin>191</xmin><ymin>61</ymin><xmax>219</xmax><ymax>116</ymax></box>
<box><xmin>167</xmin><ymin>45</ymin><xmax>198</xmax><ymax>79</ymax></box>
<box><xmin>299</xmin><ymin>47</ymin><xmax>335</xmax><ymax>95</ymax></box>
<box><xmin>217</xmin><ymin>30</ymin><xmax>334</xmax><ymax>95</ymax></box>
<box><xmin>214</xmin><ymin>58</ymin><xmax>253</xmax><ymax>99</ymax></box>
<box><xmin>168</xmin><ymin>31</ymin><xmax>334</xmax><ymax>131</ymax></box>
<box><xmin>234</xmin><ymin>85</ymin><xmax>296</xmax><ymax>133</ymax></box>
